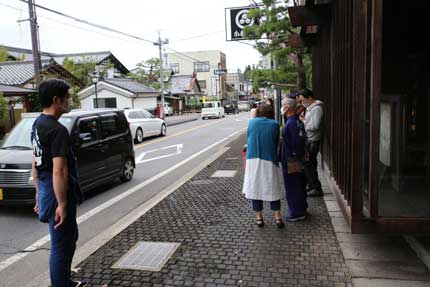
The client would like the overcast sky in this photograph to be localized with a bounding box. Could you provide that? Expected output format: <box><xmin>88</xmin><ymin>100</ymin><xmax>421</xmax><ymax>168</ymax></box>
<box><xmin>0</xmin><ymin>0</ymin><xmax>264</xmax><ymax>71</ymax></box>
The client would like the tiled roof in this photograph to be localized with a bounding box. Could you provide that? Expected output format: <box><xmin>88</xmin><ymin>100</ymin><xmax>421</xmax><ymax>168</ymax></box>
<box><xmin>104</xmin><ymin>78</ymin><xmax>158</xmax><ymax>94</ymax></box>
<box><xmin>0</xmin><ymin>84</ymin><xmax>36</xmax><ymax>94</ymax></box>
<box><xmin>53</xmin><ymin>52</ymin><xmax>111</xmax><ymax>65</ymax></box>
<box><xmin>0</xmin><ymin>59</ymin><xmax>52</xmax><ymax>86</ymax></box>
<box><xmin>2</xmin><ymin>46</ymin><xmax>129</xmax><ymax>74</ymax></box>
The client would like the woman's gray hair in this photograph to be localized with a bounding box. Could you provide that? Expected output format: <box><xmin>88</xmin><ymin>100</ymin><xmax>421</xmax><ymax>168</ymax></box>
<box><xmin>282</xmin><ymin>97</ymin><xmax>297</xmax><ymax>109</ymax></box>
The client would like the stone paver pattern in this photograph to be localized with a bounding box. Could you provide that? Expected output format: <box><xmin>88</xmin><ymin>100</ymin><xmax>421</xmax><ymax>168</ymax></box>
<box><xmin>73</xmin><ymin>134</ymin><xmax>352</xmax><ymax>287</ymax></box>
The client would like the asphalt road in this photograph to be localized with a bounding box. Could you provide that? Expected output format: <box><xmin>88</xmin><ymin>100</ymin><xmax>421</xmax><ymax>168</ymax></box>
<box><xmin>0</xmin><ymin>112</ymin><xmax>250</xmax><ymax>287</ymax></box>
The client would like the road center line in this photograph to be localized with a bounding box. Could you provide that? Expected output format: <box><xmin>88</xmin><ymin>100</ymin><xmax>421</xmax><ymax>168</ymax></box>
<box><xmin>134</xmin><ymin>114</ymin><xmax>240</xmax><ymax>149</ymax></box>
<box><xmin>0</xmin><ymin>128</ymin><xmax>246</xmax><ymax>272</ymax></box>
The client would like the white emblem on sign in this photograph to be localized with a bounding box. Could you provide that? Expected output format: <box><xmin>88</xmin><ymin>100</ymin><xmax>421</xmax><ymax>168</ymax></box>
<box><xmin>235</xmin><ymin>9</ymin><xmax>254</xmax><ymax>30</ymax></box>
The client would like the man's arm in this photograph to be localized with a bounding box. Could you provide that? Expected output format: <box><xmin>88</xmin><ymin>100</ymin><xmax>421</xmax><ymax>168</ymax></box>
<box><xmin>31</xmin><ymin>157</ymin><xmax>39</xmax><ymax>214</ymax></box>
<box><xmin>306</xmin><ymin>106</ymin><xmax>323</xmax><ymax>132</ymax></box>
<box><xmin>52</xmin><ymin>156</ymin><xmax>69</xmax><ymax>229</ymax></box>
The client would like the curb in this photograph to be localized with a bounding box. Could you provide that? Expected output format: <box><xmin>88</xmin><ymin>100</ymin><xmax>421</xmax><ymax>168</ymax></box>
<box><xmin>165</xmin><ymin>117</ymin><xmax>198</xmax><ymax>127</ymax></box>
<box><xmin>405</xmin><ymin>236</ymin><xmax>430</xmax><ymax>271</ymax></box>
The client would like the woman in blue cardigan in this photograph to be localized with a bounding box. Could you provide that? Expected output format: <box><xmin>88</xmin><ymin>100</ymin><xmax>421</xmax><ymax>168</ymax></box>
<box><xmin>242</xmin><ymin>104</ymin><xmax>285</xmax><ymax>228</ymax></box>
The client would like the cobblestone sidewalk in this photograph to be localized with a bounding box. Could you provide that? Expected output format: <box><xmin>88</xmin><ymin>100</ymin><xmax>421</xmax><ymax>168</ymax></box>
<box><xmin>73</xmin><ymin>133</ymin><xmax>352</xmax><ymax>287</ymax></box>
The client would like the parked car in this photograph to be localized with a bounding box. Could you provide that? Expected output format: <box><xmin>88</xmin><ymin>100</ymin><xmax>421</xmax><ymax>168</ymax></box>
<box><xmin>164</xmin><ymin>102</ymin><xmax>173</xmax><ymax>116</ymax></box>
<box><xmin>238</xmin><ymin>101</ymin><xmax>251</xmax><ymax>112</ymax></box>
<box><xmin>123</xmin><ymin>108</ymin><xmax>167</xmax><ymax>144</ymax></box>
<box><xmin>201</xmin><ymin>101</ymin><xmax>225</xmax><ymax>120</ymax></box>
<box><xmin>222</xmin><ymin>99</ymin><xmax>239</xmax><ymax>114</ymax></box>
<box><xmin>0</xmin><ymin>109</ymin><xmax>135</xmax><ymax>206</ymax></box>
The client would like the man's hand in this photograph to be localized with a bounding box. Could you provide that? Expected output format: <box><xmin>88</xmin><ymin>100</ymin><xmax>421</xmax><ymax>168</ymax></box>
<box><xmin>34</xmin><ymin>192</ymin><xmax>39</xmax><ymax>215</ymax></box>
<box><xmin>54</xmin><ymin>205</ymin><xmax>67</xmax><ymax>230</ymax></box>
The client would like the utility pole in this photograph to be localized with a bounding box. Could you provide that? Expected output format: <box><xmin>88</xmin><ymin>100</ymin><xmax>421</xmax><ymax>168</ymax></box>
<box><xmin>154</xmin><ymin>32</ymin><xmax>168</xmax><ymax>119</ymax></box>
<box><xmin>28</xmin><ymin>0</ymin><xmax>42</xmax><ymax>87</ymax></box>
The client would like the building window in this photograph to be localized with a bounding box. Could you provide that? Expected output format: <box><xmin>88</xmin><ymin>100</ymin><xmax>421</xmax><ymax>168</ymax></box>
<box><xmin>194</xmin><ymin>61</ymin><xmax>210</xmax><ymax>72</ymax></box>
<box><xmin>198</xmin><ymin>80</ymin><xmax>207</xmax><ymax>89</ymax></box>
<box><xmin>170</xmin><ymin>63</ymin><xmax>180</xmax><ymax>73</ymax></box>
<box><xmin>94</xmin><ymin>98</ymin><xmax>117</xmax><ymax>108</ymax></box>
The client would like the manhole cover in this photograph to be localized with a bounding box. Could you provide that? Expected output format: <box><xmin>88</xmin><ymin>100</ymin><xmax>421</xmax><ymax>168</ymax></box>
<box><xmin>112</xmin><ymin>241</ymin><xmax>180</xmax><ymax>271</ymax></box>
<box><xmin>211</xmin><ymin>170</ymin><xmax>238</xmax><ymax>178</ymax></box>
<box><xmin>190</xmin><ymin>179</ymin><xmax>215</xmax><ymax>185</ymax></box>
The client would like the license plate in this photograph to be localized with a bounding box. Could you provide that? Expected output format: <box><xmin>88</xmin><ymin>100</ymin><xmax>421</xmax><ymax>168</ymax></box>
<box><xmin>0</xmin><ymin>188</ymin><xmax>3</xmax><ymax>201</ymax></box>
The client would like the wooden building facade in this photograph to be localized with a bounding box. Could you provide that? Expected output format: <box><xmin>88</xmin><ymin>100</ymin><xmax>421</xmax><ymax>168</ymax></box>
<box><xmin>292</xmin><ymin>0</ymin><xmax>430</xmax><ymax>233</ymax></box>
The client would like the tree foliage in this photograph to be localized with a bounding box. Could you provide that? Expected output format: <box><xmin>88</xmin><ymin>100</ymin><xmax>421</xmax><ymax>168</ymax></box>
<box><xmin>63</xmin><ymin>57</ymin><xmax>97</xmax><ymax>86</ymax></box>
<box><xmin>0</xmin><ymin>92</ymin><xmax>7</xmax><ymax>119</ymax></box>
<box><xmin>129</xmin><ymin>57</ymin><xmax>161</xmax><ymax>90</ymax></box>
<box><xmin>0</xmin><ymin>47</ymin><xmax>8</xmax><ymax>62</ymax></box>
<box><xmin>244</xmin><ymin>0</ymin><xmax>312</xmax><ymax>92</ymax></box>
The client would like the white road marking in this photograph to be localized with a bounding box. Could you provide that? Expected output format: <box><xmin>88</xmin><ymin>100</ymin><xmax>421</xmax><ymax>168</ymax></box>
<box><xmin>0</xmin><ymin>128</ymin><xmax>245</xmax><ymax>272</ymax></box>
<box><xmin>135</xmin><ymin>144</ymin><xmax>183</xmax><ymax>164</ymax></box>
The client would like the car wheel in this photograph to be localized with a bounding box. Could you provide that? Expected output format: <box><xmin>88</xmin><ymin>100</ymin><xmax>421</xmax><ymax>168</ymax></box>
<box><xmin>160</xmin><ymin>124</ymin><xmax>167</xmax><ymax>136</ymax></box>
<box><xmin>120</xmin><ymin>158</ymin><xmax>134</xmax><ymax>182</ymax></box>
<box><xmin>202</xmin><ymin>117</ymin><xmax>206</xmax><ymax>120</ymax></box>
<box><xmin>134</xmin><ymin>128</ymin><xmax>143</xmax><ymax>144</ymax></box>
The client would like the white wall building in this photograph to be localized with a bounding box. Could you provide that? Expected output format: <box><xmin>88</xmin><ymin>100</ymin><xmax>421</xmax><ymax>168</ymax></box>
<box><xmin>78</xmin><ymin>79</ymin><xmax>159</xmax><ymax>113</ymax></box>
<box><xmin>166</xmin><ymin>50</ymin><xmax>227</xmax><ymax>99</ymax></box>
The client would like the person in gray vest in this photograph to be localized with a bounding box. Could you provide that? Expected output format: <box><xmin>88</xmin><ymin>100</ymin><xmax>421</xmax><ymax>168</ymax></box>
<box><xmin>298</xmin><ymin>88</ymin><xmax>324</xmax><ymax>197</ymax></box>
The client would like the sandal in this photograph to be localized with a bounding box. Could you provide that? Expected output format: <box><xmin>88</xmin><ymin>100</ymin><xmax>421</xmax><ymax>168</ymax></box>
<box><xmin>275</xmin><ymin>218</ymin><xmax>285</xmax><ymax>229</ymax></box>
<box><xmin>256</xmin><ymin>218</ymin><xmax>264</xmax><ymax>227</ymax></box>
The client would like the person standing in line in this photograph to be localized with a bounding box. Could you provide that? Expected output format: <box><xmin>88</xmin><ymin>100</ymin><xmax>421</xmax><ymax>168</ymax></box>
<box><xmin>242</xmin><ymin>103</ymin><xmax>285</xmax><ymax>228</ymax></box>
<box><xmin>280</xmin><ymin>97</ymin><xmax>308</xmax><ymax>221</ymax></box>
<box><xmin>31</xmin><ymin>79</ymin><xmax>83</xmax><ymax>287</ymax></box>
<box><xmin>297</xmin><ymin>88</ymin><xmax>324</xmax><ymax>197</ymax></box>
<box><xmin>250</xmin><ymin>102</ymin><xmax>258</xmax><ymax>118</ymax></box>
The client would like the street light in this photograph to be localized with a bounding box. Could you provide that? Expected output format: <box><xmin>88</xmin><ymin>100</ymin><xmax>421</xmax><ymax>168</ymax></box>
<box><xmin>89</xmin><ymin>72</ymin><xmax>102</xmax><ymax>108</ymax></box>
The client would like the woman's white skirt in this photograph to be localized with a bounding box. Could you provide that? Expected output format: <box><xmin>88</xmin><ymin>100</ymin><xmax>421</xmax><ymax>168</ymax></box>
<box><xmin>242</xmin><ymin>158</ymin><xmax>283</xmax><ymax>202</ymax></box>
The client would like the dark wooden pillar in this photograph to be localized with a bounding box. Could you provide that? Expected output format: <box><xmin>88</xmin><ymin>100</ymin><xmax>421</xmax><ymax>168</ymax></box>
<box><xmin>369</xmin><ymin>0</ymin><xmax>383</xmax><ymax>219</ymax></box>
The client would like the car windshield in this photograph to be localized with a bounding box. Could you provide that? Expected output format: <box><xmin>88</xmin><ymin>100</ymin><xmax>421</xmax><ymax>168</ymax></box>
<box><xmin>1</xmin><ymin>116</ymin><xmax>73</xmax><ymax>150</ymax></box>
<box><xmin>1</xmin><ymin>117</ymin><xmax>36</xmax><ymax>150</ymax></box>
<box><xmin>203</xmin><ymin>103</ymin><xmax>215</xmax><ymax>108</ymax></box>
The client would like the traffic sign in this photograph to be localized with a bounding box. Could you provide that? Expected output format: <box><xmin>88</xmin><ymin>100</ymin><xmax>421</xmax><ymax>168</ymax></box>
<box><xmin>214</xmin><ymin>69</ymin><xmax>227</xmax><ymax>76</ymax></box>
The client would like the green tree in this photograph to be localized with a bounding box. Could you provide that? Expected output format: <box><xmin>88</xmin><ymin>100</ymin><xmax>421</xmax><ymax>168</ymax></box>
<box><xmin>0</xmin><ymin>92</ymin><xmax>8</xmax><ymax>119</ymax></box>
<box><xmin>63</xmin><ymin>57</ymin><xmax>97</xmax><ymax>86</ymax></box>
<box><xmin>244</xmin><ymin>0</ymin><xmax>312</xmax><ymax>91</ymax></box>
<box><xmin>129</xmin><ymin>57</ymin><xmax>161</xmax><ymax>90</ymax></box>
<box><xmin>0</xmin><ymin>46</ymin><xmax>8</xmax><ymax>62</ymax></box>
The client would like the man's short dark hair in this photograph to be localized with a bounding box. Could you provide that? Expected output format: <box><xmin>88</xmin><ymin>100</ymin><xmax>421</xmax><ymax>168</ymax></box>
<box><xmin>298</xmin><ymin>88</ymin><xmax>314</xmax><ymax>99</ymax></box>
<box><xmin>38</xmin><ymin>79</ymin><xmax>71</xmax><ymax>108</ymax></box>
<box><xmin>257</xmin><ymin>103</ymin><xmax>274</xmax><ymax>119</ymax></box>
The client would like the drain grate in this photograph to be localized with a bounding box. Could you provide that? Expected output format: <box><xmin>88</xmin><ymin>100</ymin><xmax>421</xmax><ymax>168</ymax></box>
<box><xmin>112</xmin><ymin>241</ymin><xmax>180</xmax><ymax>271</ymax></box>
<box><xmin>211</xmin><ymin>170</ymin><xmax>238</xmax><ymax>178</ymax></box>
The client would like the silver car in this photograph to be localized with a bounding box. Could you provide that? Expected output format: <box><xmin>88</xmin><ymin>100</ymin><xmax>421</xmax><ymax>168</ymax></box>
<box><xmin>123</xmin><ymin>109</ymin><xmax>167</xmax><ymax>144</ymax></box>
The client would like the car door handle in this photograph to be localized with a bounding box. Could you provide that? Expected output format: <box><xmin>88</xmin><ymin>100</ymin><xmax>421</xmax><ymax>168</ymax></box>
<box><xmin>96</xmin><ymin>143</ymin><xmax>107</xmax><ymax>152</ymax></box>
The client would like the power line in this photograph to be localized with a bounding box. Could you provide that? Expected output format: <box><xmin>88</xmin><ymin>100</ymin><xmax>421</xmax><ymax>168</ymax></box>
<box><xmin>16</xmin><ymin>0</ymin><xmax>155</xmax><ymax>45</ymax></box>
<box><xmin>13</xmin><ymin>0</ymin><xmax>214</xmax><ymax>66</ymax></box>
<box><xmin>173</xmin><ymin>30</ymin><xmax>224</xmax><ymax>42</ymax></box>
<box><xmin>4</xmin><ymin>0</ymin><xmax>241</xmax><ymax>71</ymax></box>
<box><xmin>0</xmin><ymin>1</ymin><xmax>154</xmax><ymax>50</ymax></box>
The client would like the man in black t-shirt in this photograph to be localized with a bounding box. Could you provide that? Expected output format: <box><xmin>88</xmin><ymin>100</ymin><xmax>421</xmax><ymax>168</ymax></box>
<box><xmin>31</xmin><ymin>79</ymin><xmax>83</xmax><ymax>287</ymax></box>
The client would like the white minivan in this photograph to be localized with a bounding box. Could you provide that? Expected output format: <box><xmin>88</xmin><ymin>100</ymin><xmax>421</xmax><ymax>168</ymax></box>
<box><xmin>164</xmin><ymin>102</ymin><xmax>173</xmax><ymax>116</ymax></box>
<box><xmin>201</xmin><ymin>101</ymin><xmax>225</xmax><ymax>120</ymax></box>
